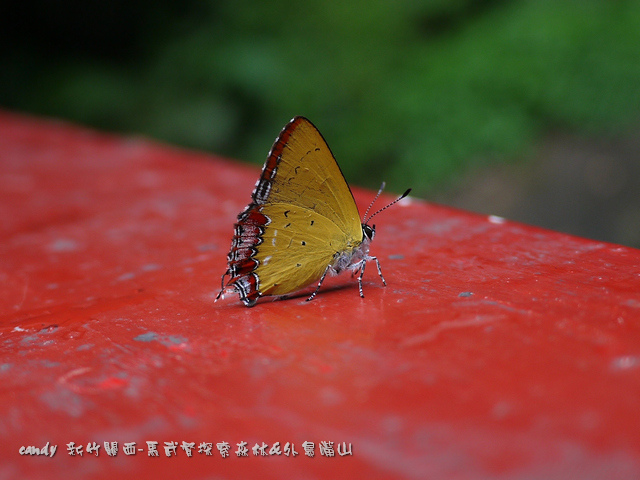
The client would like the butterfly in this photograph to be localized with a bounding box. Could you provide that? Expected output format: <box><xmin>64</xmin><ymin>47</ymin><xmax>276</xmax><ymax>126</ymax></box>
<box><xmin>216</xmin><ymin>116</ymin><xmax>410</xmax><ymax>307</ymax></box>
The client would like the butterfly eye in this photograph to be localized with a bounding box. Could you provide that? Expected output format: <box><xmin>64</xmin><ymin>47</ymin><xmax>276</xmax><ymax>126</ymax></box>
<box><xmin>362</xmin><ymin>224</ymin><xmax>375</xmax><ymax>240</ymax></box>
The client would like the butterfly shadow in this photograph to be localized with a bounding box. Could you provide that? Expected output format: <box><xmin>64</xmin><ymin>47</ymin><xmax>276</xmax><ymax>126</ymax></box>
<box><xmin>273</xmin><ymin>281</ymin><xmax>375</xmax><ymax>304</ymax></box>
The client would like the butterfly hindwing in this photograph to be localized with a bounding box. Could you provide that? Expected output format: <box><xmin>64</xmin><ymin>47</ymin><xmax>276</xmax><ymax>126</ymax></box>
<box><xmin>254</xmin><ymin>203</ymin><xmax>360</xmax><ymax>296</ymax></box>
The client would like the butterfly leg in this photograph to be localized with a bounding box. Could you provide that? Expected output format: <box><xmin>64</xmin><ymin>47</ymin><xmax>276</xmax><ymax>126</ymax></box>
<box><xmin>370</xmin><ymin>256</ymin><xmax>387</xmax><ymax>286</ymax></box>
<box><xmin>351</xmin><ymin>263</ymin><xmax>363</xmax><ymax>278</ymax></box>
<box><xmin>215</xmin><ymin>271</ymin><xmax>229</xmax><ymax>302</ymax></box>
<box><xmin>356</xmin><ymin>256</ymin><xmax>386</xmax><ymax>298</ymax></box>
<box><xmin>357</xmin><ymin>260</ymin><xmax>366</xmax><ymax>298</ymax></box>
<box><xmin>307</xmin><ymin>264</ymin><xmax>332</xmax><ymax>302</ymax></box>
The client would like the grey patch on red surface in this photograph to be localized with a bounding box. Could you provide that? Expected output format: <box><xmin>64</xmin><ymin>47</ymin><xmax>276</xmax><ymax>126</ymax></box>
<box><xmin>133</xmin><ymin>332</ymin><xmax>157</xmax><ymax>342</ymax></box>
<box><xmin>133</xmin><ymin>332</ymin><xmax>187</xmax><ymax>347</ymax></box>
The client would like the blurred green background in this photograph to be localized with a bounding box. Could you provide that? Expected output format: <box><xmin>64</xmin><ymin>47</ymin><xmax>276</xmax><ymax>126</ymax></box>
<box><xmin>2</xmin><ymin>0</ymin><xmax>639</xmax><ymax>246</ymax></box>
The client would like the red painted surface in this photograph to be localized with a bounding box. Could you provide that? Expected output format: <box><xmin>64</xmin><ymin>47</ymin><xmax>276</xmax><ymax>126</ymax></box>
<box><xmin>1</xmin><ymin>110</ymin><xmax>640</xmax><ymax>479</ymax></box>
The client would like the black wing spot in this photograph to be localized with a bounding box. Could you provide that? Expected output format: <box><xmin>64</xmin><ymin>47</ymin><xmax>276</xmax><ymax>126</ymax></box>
<box><xmin>284</xmin><ymin>223</ymin><xmax>291</xmax><ymax>228</ymax></box>
<box><xmin>296</xmin><ymin>263</ymin><xmax>302</xmax><ymax>267</ymax></box>
<box><xmin>310</xmin><ymin>220</ymin><xmax>314</xmax><ymax>226</ymax></box>
<box><xmin>301</xmin><ymin>241</ymin><xmax>306</xmax><ymax>246</ymax></box>
<box><xmin>284</xmin><ymin>210</ymin><xmax>290</xmax><ymax>218</ymax></box>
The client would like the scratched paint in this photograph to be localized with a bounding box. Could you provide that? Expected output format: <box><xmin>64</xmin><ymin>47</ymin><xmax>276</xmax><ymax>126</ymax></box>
<box><xmin>134</xmin><ymin>332</ymin><xmax>188</xmax><ymax>347</ymax></box>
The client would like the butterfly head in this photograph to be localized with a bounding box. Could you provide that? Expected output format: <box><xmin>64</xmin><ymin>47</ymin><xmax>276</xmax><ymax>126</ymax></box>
<box><xmin>357</xmin><ymin>185</ymin><xmax>410</xmax><ymax>257</ymax></box>
<box><xmin>362</xmin><ymin>223</ymin><xmax>375</xmax><ymax>242</ymax></box>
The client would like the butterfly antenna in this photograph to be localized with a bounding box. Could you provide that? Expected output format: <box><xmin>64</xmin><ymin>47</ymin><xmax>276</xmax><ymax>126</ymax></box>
<box><xmin>363</xmin><ymin>182</ymin><xmax>386</xmax><ymax>224</ymax></box>
<box><xmin>364</xmin><ymin>187</ymin><xmax>411</xmax><ymax>224</ymax></box>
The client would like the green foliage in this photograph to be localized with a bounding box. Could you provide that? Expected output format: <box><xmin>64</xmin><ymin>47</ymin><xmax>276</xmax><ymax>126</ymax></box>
<box><xmin>2</xmin><ymin>0</ymin><xmax>639</xmax><ymax>194</ymax></box>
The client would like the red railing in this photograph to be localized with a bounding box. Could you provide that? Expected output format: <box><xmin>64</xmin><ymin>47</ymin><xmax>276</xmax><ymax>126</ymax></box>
<box><xmin>2</xmin><ymin>111</ymin><xmax>640</xmax><ymax>479</ymax></box>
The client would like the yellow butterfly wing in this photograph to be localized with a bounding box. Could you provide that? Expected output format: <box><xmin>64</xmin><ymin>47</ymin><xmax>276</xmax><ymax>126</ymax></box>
<box><xmin>254</xmin><ymin>203</ymin><xmax>362</xmax><ymax>296</ymax></box>
<box><xmin>254</xmin><ymin>117</ymin><xmax>363</xmax><ymax>295</ymax></box>
<box><xmin>220</xmin><ymin>116</ymin><xmax>364</xmax><ymax>306</ymax></box>
<box><xmin>260</xmin><ymin>117</ymin><xmax>362</xmax><ymax>237</ymax></box>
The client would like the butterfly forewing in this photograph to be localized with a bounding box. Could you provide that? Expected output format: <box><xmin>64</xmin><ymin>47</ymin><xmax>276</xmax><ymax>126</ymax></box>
<box><xmin>263</xmin><ymin>118</ymin><xmax>362</xmax><ymax>237</ymax></box>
